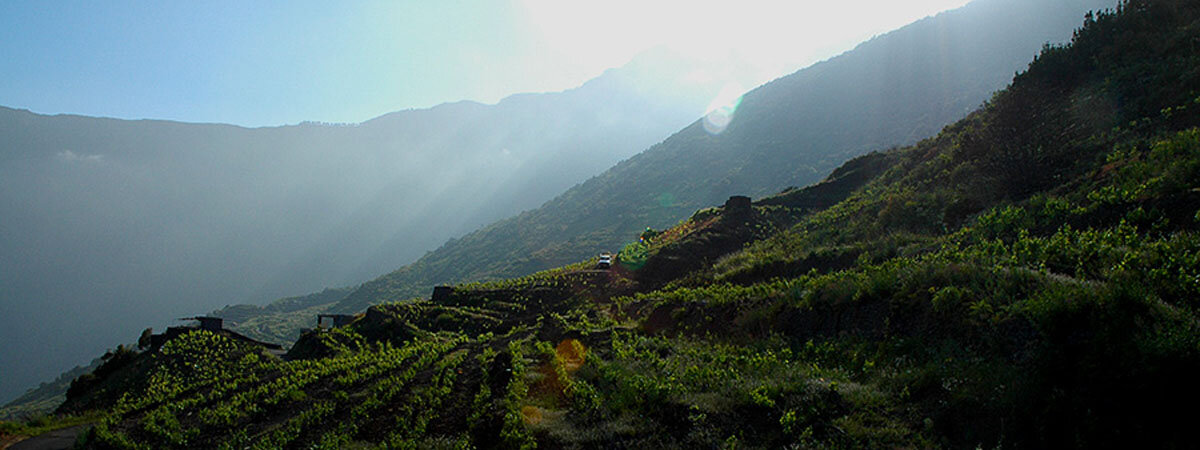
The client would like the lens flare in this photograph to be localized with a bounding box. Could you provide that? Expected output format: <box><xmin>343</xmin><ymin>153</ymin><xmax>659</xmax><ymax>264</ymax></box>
<box><xmin>556</xmin><ymin>339</ymin><xmax>586</xmax><ymax>372</ymax></box>
<box><xmin>703</xmin><ymin>82</ymin><xmax>745</xmax><ymax>135</ymax></box>
<box><xmin>521</xmin><ymin>405</ymin><xmax>544</xmax><ymax>425</ymax></box>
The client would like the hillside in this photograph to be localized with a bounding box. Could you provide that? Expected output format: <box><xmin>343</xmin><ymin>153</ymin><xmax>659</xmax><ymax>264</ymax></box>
<box><xmin>30</xmin><ymin>0</ymin><xmax>1200</xmax><ymax>447</ymax></box>
<box><xmin>0</xmin><ymin>359</ymin><xmax>101</xmax><ymax>421</ymax></box>
<box><xmin>0</xmin><ymin>51</ymin><xmax>743</xmax><ymax>404</ymax></box>
<box><xmin>325</xmin><ymin>0</ymin><xmax>1117</xmax><ymax>315</ymax></box>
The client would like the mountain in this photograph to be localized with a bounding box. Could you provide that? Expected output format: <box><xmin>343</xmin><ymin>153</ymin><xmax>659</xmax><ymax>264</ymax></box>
<box><xmin>35</xmin><ymin>0</ymin><xmax>1200</xmax><ymax>446</ymax></box>
<box><xmin>326</xmin><ymin>0</ymin><xmax>1118</xmax><ymax>315</ymax></box>
<box><xmin>0</xmin><ymin>51</ymin><xmax>751</xmax><ymax>404</ymax></box>
<box><xmin>0</xmin><ymin>358</ymin><xmax>102</xmax><ymax>421</ymax></box>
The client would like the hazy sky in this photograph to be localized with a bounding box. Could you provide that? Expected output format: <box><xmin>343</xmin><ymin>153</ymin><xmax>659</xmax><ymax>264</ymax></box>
<box><xmin>0</xmin><ymin>0</ymin><xmax>971</xmax><ymax>127</ymax></box>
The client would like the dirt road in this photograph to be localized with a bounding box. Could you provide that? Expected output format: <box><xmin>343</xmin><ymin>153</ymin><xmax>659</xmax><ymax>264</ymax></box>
<box><xmin>6</xmin><ymin>425</ymin><xmax>89</xmax><ymax>450</ymax></box>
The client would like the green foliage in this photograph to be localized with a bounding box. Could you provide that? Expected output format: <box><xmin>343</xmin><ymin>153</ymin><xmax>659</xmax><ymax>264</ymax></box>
<box><xmin>0</xmin><ymin>358</ymin><xmax>103</xmax><ymax>421</ymax></box>
<box><xmin>323</xmin><ymin>0</ymin><xmax>1102</xmax><ymax>317</ymax></box>
<box><xmin>500</xmin><ymin>341</ymin><xmax>536</xmax><ymax>449</ymax></box>
<box><xmin>617</xmin><ymin>240</ymin><xmax>650</xmax><ymax>271</ymax></box>
<box><xmin>0</xmin><ymin>412</ymin><xmax>101</xmax><ymax>442</ymax></box>
<box><xmin>71</xmin><ymin>2</ymin><xmax>1200</xmax><ymax>448</ymax></box>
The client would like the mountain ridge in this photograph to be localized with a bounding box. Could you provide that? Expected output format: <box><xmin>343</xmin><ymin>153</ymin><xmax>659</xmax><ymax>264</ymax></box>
<box><xmin>34</xmin><ymin>2</ymin><xmax>1200</xmax><ymax>446</ymax></box>
<box><xmin>322</xmin><ymin>0</ymin><xmax>1118</xmax><ymax>315</ymax></box>
<box><xmin>0</xmin><ymin>49</ymin><xmax>744</xmax><ymax>404</ymax></box>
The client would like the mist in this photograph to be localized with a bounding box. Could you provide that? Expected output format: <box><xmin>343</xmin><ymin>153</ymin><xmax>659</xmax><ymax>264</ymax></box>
<box><xmin>0</xmin><ymin>50</ymin><xmax>756</xmax><ymax>403</ymax></box>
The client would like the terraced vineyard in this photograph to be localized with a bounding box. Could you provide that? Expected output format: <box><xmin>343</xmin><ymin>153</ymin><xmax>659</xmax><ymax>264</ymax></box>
<box><xmin>90</xmin><ymin>331</ymin><xmax>472</xmax><ymax>448</ymax></box>
<box><xmin>26</xmin><ymin>1</ymin><xmax>1200</xmax><ymax>447</ymax></box>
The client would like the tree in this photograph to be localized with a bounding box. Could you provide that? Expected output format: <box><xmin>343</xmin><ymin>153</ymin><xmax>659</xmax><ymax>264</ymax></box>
<box><xmin>138</xmin><ymin>328</ymin><xmax>153</xmax><ymax>350</ymax></box>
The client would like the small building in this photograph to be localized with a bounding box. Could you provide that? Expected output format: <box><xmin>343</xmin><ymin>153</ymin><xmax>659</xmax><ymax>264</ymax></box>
<box><xmin>432</xmin><ymin>286</ymin><xmax>453</xmax><ymax>303</ymax></box>
<box><xmin>179</xmin><ymin>316</ymin><xmax>224</xmax><ymax>332</ymax></box>
<box><xmin>725</xmin><ymin>195</ymin><xmax>752</xmax><ymax>211</ymax></box>
<box><xmin>148</xmin><ymin>316</ymin><xmax>283</xmax><ymax>351</ymax></box>
<box><xmin>316</xmin><ymin>314</ymin><xmax>357</xmax><ymax>329</ymax></box>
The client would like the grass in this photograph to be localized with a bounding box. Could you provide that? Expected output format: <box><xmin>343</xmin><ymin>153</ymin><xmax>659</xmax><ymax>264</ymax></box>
<box><xmin>0</xmin><ymin>411</ymin><xmax>103</xmax><ymax>439</ymax></box>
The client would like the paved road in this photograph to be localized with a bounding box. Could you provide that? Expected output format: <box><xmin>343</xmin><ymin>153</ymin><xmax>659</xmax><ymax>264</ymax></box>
<box><xmin>7</xmin><ymin>425</ymin><xmax>90</xmax><ymax>450</ymax></box>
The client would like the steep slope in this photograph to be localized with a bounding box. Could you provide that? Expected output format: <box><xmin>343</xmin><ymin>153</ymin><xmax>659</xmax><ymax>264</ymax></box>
<box><xmin>41</xmin><ymin>1</ymin><xmax>1200</xmax><ymax>447</ymax></box>
<box><xmin>0</xmin><ymin>359</ymin><xmax>101</xmax><ymax>421</ymax></box>
<box><xmin>0</xmin><ymin>51</ymin><xmax>744</xmax><ymax>404</ymax></box>
<box><xmin>331</xmin><ymin>0</ymin><xmax>1118</xmax><ymax>313</ymax></box>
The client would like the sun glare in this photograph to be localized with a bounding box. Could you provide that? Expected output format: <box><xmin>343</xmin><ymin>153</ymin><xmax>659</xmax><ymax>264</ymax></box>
<box><xmin>703</xmin><ymin>81</ymin><xmax>745</xmax><ymax>134</ymax></box>
<box><xmin>520</xmin><ymin>0</ymin><xmax>973</xmax><ymax>92</ymax></box>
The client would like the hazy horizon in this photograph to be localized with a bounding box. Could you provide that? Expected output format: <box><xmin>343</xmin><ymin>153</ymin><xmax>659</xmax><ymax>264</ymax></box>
<box><xmin>0</xmin><ymin>0</ymin><xmax>972</xmax><ymax>127</ymax></box>
<box><xmin>0</xmin><ymin>0</ymin><xmax>1094</xmax><ymax>408</ymax></box>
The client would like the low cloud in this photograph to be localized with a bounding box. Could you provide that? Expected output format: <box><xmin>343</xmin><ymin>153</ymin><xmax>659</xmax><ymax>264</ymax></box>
<box><xmin>56</xmin><ymin>150</ymin><xmax>104</xmax><ymax>163</ymax></box>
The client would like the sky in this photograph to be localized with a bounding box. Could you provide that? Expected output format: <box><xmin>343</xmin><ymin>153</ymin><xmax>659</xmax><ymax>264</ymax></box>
<box><xmin>0</xmin><ymin>0</ymin><xmax>972</xmax><ymax>127</ymax></box>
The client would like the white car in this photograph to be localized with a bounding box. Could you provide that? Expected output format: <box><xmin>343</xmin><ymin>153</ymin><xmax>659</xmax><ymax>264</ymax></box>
<box><xmin>597</xmin><ymin>252</ymin><xmax>612</xmax><ymax>269</ymax></box>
